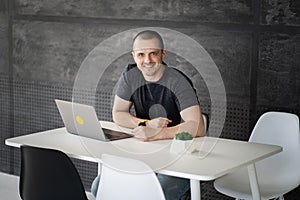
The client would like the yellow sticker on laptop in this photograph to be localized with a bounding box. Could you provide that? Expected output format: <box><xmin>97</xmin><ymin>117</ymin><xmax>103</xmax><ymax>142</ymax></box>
<box><xmin>76</xmin><ymin>115</ymin><xmax>84</xmax><ymax>125</ymax></box>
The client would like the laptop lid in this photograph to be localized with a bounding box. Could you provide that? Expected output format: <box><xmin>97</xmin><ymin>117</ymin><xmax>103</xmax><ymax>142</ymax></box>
<box><xmin>55</xmin><ymin>99</ymin><xmax>133</xmax><ymax>141</ymax></box>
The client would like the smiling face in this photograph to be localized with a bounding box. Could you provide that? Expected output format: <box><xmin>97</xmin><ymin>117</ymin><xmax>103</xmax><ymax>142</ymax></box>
<box><xmin>132</xmin><ymin>37</ymin><xmax>166</xmax><ymax>82</ymax></box>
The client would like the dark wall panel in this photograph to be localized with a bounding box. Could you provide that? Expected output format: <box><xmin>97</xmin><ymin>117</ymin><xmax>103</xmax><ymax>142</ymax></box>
<box><xmin>0</xmin><ymin>14</ymin><xmax>8</xmax><ymax>75</ymax></box>
<box><xmin>261</xmin><ymin>0</ymin><xmax>300</xmax><ymax>25</ymax></box>
<box><xmin>187</xmin><ymin>29</ymin><xmax>251</xmax><ymax>102</ymax></box>
<box><xmin>15</xmin><ymin>0</ymin><xmax>254</xmax><ymax>24</ymax></box>
<box><xmin>13</xmin><ymin>20</ymin><xmax>135</xmax><ymax>83</ymax></box>
<box><xmin>0</xmin><ymin>77</ymin><xmax>11</xmax><ymax>173</ymax></box>
<box><xmin>13</xmin><ymin>20</ymin><xmax>252</xmax><ymax>103</ymax></box>
<box><xmin>0</xmin><ymin>4</ymin><xmax>11</xmax><ymax>172</ymax></box>
<box><xmin>257</xmin><ymin>33</ymin><xmax>300</xmax><ymax>109</ymax></box>
<box><xmin>0</xmin><ymin>0</ymin><xmax>8</xmax><ymax>13</ymax></box>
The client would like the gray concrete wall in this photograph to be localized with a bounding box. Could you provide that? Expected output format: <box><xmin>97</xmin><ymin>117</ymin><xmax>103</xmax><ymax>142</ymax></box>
<box><xmin>1</xmin><ymin>0</ymin><xmax>300</xmax><ymax>199</ymax></box>
<box><xmin>15</xmin><ymin>0</ymin><xmax>254</xmax><ymax>23</ymax></box>
<box><xmin>0</xmin><ymin>10</ymin><xmax>8</xmax><ymax>76</ymax></box>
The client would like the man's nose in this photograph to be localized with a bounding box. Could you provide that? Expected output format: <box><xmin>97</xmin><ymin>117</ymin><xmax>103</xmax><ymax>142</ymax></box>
<box><xmin>144</xmin><ymin>54</ymin><xmax>151</xmax><ymax>63</ymax></box>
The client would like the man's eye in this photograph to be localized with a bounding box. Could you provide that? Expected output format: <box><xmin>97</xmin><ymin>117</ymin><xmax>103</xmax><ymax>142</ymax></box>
<box><xmin>137</xmin><ymin>53</ymin><xmax>144</xmax><ymax>57</ymax></box>
<box><xmin>151</xmin><ymin>52</ymin><xmax>158</xmax><ymax>56</ymax></box>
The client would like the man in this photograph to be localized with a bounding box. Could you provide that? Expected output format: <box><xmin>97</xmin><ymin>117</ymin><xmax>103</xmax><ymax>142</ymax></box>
<box><xmin>91</xmin><ymin>30</ymin><xmax>205</xmax><ymax>199</ymax></box>
<box><xmin>113</xmin><ymin>30</ymin><xmax>204</xmax><ymax>140</ymax></box>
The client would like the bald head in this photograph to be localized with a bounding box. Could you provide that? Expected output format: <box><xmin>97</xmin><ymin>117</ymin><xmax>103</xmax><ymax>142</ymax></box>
<box><xmin>133</xmin><ymin>30</ymin><xmax>164</xmax><ymax>50</ymax></box>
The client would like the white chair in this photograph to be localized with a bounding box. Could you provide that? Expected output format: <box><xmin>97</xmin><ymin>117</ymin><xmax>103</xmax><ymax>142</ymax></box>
<box><xmin>0</xmin><ymin>172</ymin><xmax>21</xmax><ymax>200</ymax></box>
<box><xmin>202</xmin><ymin>113</ymin><xmax>209</xmax><ymax>135</ymax></box>
<box><xmin>96</xmin><ymin>154</ymin><xmax>165</xmax><ymax>200</ymax></box>
<box><xmin>214</xmin><ymin>111</ymin><xmax>300</xmax><ymax>200</ymax></box>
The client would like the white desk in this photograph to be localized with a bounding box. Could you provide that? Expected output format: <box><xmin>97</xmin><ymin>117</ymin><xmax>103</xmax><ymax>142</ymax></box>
<box><xmin>5</xmin><ymin>121</ymin><xmax>282</xmax><ymax>200</ymax></box>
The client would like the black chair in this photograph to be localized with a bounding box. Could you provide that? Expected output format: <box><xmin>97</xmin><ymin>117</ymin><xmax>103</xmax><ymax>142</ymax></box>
<box><xmin>20</xmin><ymin>145</ymin><xmax>89</xmax><ymax>200</ymax></box>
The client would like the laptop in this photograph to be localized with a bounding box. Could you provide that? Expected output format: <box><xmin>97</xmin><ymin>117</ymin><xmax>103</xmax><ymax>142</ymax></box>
<box><xmin>55</xmin><ymin>99</ymin><xmax>133</xmax><ymax>141</ymax></box>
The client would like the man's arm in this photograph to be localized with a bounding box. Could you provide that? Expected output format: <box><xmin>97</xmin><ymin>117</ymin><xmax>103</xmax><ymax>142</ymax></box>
<box><xmin>112</xmin><ymin>95</ymin><xmax>139</xmax><ymax>128</ymax></box>
<box><xmin>132</xmin><ymin>105</ymin><xmax>205</xmax><ymax>141</ymax></box>
<box><xmin>113</xmin><ymin>95</ymin><xmax>179</xmax><ymax>131</ymax></box>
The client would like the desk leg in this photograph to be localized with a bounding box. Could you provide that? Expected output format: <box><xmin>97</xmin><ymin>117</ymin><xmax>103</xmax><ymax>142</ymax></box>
<box><xmin>190</xmin><ymin>179</ymin><xmax>201</xmax><ymax>200</ymax></box>
<box><xmin>247</xmin><ymin>163</ymin><xmax>261</xmax><ymax>200</ymax></box>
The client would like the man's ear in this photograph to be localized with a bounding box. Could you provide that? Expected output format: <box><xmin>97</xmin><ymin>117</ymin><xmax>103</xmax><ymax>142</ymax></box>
<box><xmin>131</xmin><ymin>51</ymin><xmax>138</xmax><ymax>63</ymax></box>
<box><xmin>162</xmin><ymin>49</ymin><xmax>166</xmax><ymax>58</ymax></box>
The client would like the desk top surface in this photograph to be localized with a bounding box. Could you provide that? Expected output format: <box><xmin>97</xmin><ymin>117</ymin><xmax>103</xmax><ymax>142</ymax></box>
<box><xmin>5</xmin><ymin>121</ymin><xmax>282</xmax><ymax>181</ymax></box>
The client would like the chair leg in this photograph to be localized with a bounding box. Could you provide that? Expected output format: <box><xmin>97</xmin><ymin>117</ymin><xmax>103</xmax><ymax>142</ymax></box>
<box><xmin>273</xmin><ymin>196</ymin><xmax>284</xmax><ymax>200</ymax></box>
<box><xmin>234</xmin><ymin>195</ymin><xmax>284</xmax><ymax>200</ymax></box>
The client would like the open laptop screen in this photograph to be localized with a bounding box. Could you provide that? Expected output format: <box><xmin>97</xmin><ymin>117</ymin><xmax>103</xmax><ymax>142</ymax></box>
<box><xmin>55</xmin><ymin>99</ymin><xmax>133</xmax><ymax>141</ymax></box>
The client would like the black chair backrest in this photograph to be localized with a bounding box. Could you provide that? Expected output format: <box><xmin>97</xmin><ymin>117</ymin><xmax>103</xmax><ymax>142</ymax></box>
<box><xmin>20</xmin><ymin>145</ymin><xmax>88</xmax><ymax>200</ymax></box>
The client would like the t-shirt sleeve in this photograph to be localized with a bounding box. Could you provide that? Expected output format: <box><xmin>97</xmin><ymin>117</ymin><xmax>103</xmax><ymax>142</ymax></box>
<box><xmin>115</xmin><ymin>69</ymin><xmax>132</xmax><ymax>101</ymax></box>
<box><xmin>173</xmin><ymin>73</ymin><xmax>199</xmax><ymax>112</ymax></box>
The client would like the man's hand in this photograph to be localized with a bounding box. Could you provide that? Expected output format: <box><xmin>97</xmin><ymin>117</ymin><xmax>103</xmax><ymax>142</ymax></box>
<box><xmin>146</xmin><ymin>117</ymin><xmax>172</xmax><ymax>128</ymax></box>
<box><xmin>132</xmin><ymin>126</ymin><xmax>163</xmax><ymax>141</ymax></box>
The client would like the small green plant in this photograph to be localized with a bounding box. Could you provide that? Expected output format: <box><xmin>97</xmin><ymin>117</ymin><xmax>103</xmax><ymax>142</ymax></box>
<box><xmin>175</xmin><ymin>132</ymin><xmax>193</xmax><ymax>140</ymax></box>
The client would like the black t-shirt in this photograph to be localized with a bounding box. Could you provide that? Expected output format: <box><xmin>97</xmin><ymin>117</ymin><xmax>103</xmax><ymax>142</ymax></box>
<box><xmin>116</xmin><ymin>64</ymin><xmax>199</xmax><ymax>127</ymax></box>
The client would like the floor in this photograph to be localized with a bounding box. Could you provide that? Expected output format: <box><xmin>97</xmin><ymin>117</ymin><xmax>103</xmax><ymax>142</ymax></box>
<box><xmin>0</xmin><ymin>172</ymin><xmax>95</xmax><ymax>200</ymax></box>
<box><xmin>0</xmin><ymin>172</ymin><xmax>21</xmax><ymax>200</ymax></box>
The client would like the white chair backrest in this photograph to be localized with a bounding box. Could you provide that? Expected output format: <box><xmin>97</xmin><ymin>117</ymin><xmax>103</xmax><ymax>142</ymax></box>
<box><xmin>202</xmin><ymin>113</ymin><xmax>208</xmax><ymax>135</ymax></box>
<box><xmin>96</xmin><ymin>154</ymin><xmax>165</xmax><ymax>200</ymax></box>
<box><xmin>249</xmin><ymin>112</ymin><xmax>300</xmax><ymax>186</ymax></box>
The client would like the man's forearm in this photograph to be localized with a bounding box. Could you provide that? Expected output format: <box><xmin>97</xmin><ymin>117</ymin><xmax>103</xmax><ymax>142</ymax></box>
<box><xmin>136</xmin><ymin>120</ymin><xmax>204</xmax><ymax>141</ymax></box>
<box><xmin>112</xmin><ymin>111</ymin><xmax>140</xmax><ymax>128</ymax></box>
<box><xmin>159</xmin><ymin>120</ymin><xmax>204</xmax><ymax>139</ymax></box>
